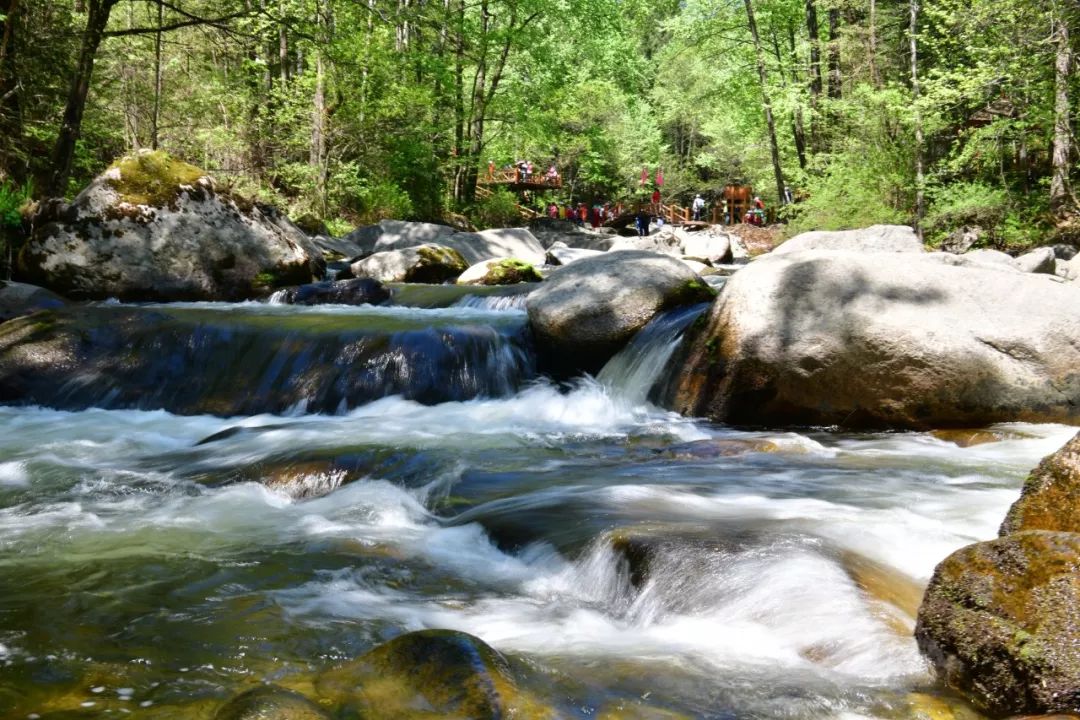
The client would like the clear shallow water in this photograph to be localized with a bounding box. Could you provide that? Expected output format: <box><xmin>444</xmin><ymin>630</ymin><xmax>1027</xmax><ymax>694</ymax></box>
<box><xmin>0</xmin><ymin>303</ymin><xmax>1074</xmax><ymax>718</ymax></box>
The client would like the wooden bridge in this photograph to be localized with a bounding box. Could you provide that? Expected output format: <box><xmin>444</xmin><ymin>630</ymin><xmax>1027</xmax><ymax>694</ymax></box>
<box><xmin>480</xmin><ymin>167</ymin><xmax>563</xmax><ymax>193</ymax></box>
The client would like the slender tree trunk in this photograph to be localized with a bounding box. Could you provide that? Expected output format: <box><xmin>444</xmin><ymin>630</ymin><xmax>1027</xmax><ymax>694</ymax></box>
<box><xmin>47</xmin><ymin>0</ymin><xmax>117</xmax><ymax>197</ymax></box>
<box><xmin>311</xmin><ymin>0</ymin><xmax>329</xmax><ymax>216</ymax></box>
<box><xmin>452</xmin><ymin>0</ymin><xmax>466</xmax><ymax>203</ymax></box>
<box><xmin>151</xmin><ymin>0</ymin><xmax>164</xmax><ymax>149</ymax></box>
<box><xmin>827</xmin><ymin>7</ymin><xmax>841</xmax><ymax>99</ymax></box>
<box><xmin>1050</xmin><ymin>9</ymin><xmax>1074</xmax><ymax>215</ymax></box>
<box><xmin>0</xmin><ymin>0</ymin><xmax>18</xmax><ymax>83</ymax></box>
<box><xmin>781</xmin><ymin>27</ymin><xmax>808</xmax><ymax>170</ymax></box>
<box><xmin>868</xmin><ymin>0</ymin><xmax>881</xmax><ymax>88</ymax></box>
<box><xmin>278</xmin><ymin>0</ymin><xmax>288</xmax><ymax>84</ymax></box>
<box><xmin>805</xmin><ymin>0</ymin><xmax>823</xmax><ymax>151</ymax></box>
<box><xmin>745</xmin><ymin>0</ymin><xmax>786</xmax><ymax>205</ymax></box>
<box><xmin>909</xmin><ymin>0</ymin><xmax>925</xmax><ymax>238</ymax></box>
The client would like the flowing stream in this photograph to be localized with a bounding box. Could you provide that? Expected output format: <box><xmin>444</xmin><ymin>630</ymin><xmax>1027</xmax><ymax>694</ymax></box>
<box><xmin>0</xmin><ymin>296</ymin><xmax>1072</xmax><ymax>719</ymax></box>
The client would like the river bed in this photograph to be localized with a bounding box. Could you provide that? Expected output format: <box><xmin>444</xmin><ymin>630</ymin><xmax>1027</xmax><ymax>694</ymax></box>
<box><xmin>0</xmin><ymin>297</ymin><xmax>1071</xmax><ymax>719</ymax></box>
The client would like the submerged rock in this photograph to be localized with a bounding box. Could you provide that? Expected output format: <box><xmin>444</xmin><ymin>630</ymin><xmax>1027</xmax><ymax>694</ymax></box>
<box><xmin>317</xmin><ymin>629</ymin><xmax>554</xmax><ymax>719</ymax></box>
<box><xmin>1000</xmin><ymin>432</ymin><xmax>1080</xmax><ymax>535</ymax></box>
<box><xmin>350</xmin><ymin>243</ymin><xmax>468</xmax><ymax>284</ymax></box>
<box><xmin>915</xmin><ymin>531</ymin><xmax>1080</xmax><ymax>717</ymax></box>
<box><xmin>665</xmin><ymin>251</ymin><xmax>1080</xmax><ymax>429</ymax></box>
<box><xmin>271</xmin><ymin>278</ymin><xmax>390</xmax><ymax>306</ymax></box>
<box><xmin>457</xmin><ymin>258</ymin><xmax>543</xmax><ymax>286</ymax></box>
<box><xmin>526</xmin><ymin>250</ymin><xmax>715</xmax><ymax>376</ymax></box>
<box><xmin>773</xmin><ymin>224</ymin><xmax>923</xmax><ymax>255</ymax></box>
<box><xmin>215</xmin><ymin>685</ymin><xmax>330</xmax><ymax>720</ymax></box>
<box><xmin>0</xmin><ymin>280</ymin><xmax>67</xmax><ymax>323</ymax></box>
<box><xmin>19</xmin><ymin>151</ymin><xmax>324</xmax><ymax>301</ymax></box>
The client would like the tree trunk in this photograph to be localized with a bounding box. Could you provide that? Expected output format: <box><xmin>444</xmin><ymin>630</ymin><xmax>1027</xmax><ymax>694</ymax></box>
<box><xmin>151</xmin><ymin>0</ymin><xmax>164</xmax><ymax>149</ymax></box>
<box><xmin>47</xmin><ymin>0</ymin><xmax>117</xmax><ymax>197</ymax></box>
<box><xmin>1050</xmin><ymin>11</ymin><xmax>1074</xmax><ymax>215</ymax></box>
<box><xmin>745</xmin><ymin>0</ymin><xmax>786</xmax><ymax>205</ymax></box>
<box><xmin>827</xmin><ymin>7</ymin><xmax>841</xmax><ymax>99</ymax></box>
<box><xmin>452</xmin><ymin>0</ymin><xmax>466</xmax><ymax>203</ymax></box>
<box><xmin>805</xmin><ymin>0</ymin><xmax>822</xmax><ymax>151</ymax></box>
<box><xmin>0</xmin><ymin>0</ymin><xmax>18</xmax><ymax>83</ymax></box>
<box><xmin>909</xmin><ymin>0</ymin><xmax>925</xmax><ymax>238</ymax></box>
<box><xmin>278</xmin><ymin>0</ymin><xmax>288</xmax><ymax>84</ymax></box>
<box><xmin>868</xmin><ymin>0</ymin><xmax>880</xmax><ymax>88</ymax></box>
<box><xmin>311</xmin><ymin>0</ymin><xmax>329</xmax><ymax>216</ymax></box>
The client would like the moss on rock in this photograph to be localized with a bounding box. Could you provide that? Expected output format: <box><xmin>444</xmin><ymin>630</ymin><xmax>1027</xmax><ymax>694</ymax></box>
<box><xmin>914</xmin><ymin>530</ymin><xmax>1080</xmax><ymax>717</ymax></box>
<box><xmin>481</xmin><ymin>258</ymin><xmax>543</xmax><ymax>286</ymax></box>
<box><xmin>105</xmin><ymin>151</ymin><xmax>206</xmax><ymax>208</ymax></box>
<box><xmin>1000</xmin><ymin>431</ymin><xmax>1080</xmax><ymax>535</ymax></box>
<box><xmin>215</xmin><ymin>685</ymin><xmax>330</xmax><ymax>720</ymax></box>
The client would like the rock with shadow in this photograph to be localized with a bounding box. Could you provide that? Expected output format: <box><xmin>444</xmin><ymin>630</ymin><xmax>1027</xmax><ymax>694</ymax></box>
<box><xmin>271</xmin><ymin>278</ymin><xmax>390</xmax><ymax>306</ymax></box>
<box><xmin>19</xmin><ymin>150</ymin><xmax>324</xmax><ymax>301</ymax></box>
<box><xmin>526</xmin><ymin>250</ymin><xmax>715</xmax><ymax>377</ymax></box>
<box><xmin>664</xmin><ymin>250</ymin><xmax>1080</xmax><ymax>429</ymax></box>
<box><xmin>350</xmin><ymin>244</ymin><xmax>468</xmax><ymax>284</ymax></box>
<box><xmin>0</xmin><ymin>280</ymin><xmax>67</xmax><ymax>323</ymax></box>
<box><xmin>772</xmin><ymin>224</ymin><xmax>923</xmax><ymax>255</ymax></box>
<box><xmin>215</xmin><ymin>685</ymin><xmax>330</xmax><ymax>720</ymax></box>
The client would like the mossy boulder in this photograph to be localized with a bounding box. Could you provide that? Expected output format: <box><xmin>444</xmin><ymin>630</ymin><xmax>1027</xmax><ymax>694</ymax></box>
<box><xmin>19</xmin><ymin>150</ymin><xmax>324</xmax><ymax>301</ymax></box>
<box><xmin>457</xmin><ymin>258</ymin><xmax>543</xmax><ymax>286</ymax></box>
<box><xmin>1000</xmin><ymin>432</ymin><xmax>1080</xmax><ymax>536</ymax></box>
<box><xmin>215</xmin><ymin>685</ymin><xmax>330</xmax><ymax>720</ymax></box>
<box><xmin>914</xmin><ymin>531</ymin><xmax>1080</xmax><ymax>717</ymax></box>
<box><xmin>525</xmin><ymin>250</ymin><xmax>715</xmax><ymax>376</ymax></box>
<box><xmin>0</xmin><ymin>280</ymin><xmax>67</xmax><ymax>323</ymax></box>
<box><xmin>316</xmin><ymin>629</ymin><xmax>555</xmax><ymax>719</ymax></box>
<box><xmin>350</xmin><ymin>243</ymin><xmax>468</xmax><ymax>284</ymax></box>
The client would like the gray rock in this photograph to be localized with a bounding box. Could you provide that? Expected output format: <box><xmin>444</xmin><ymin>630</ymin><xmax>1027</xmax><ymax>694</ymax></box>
<box><xmin>915</xmin><ymin>531</ymin><xmax>1080</xmax><ymax>717</ymax></box>
<box><xmin>665</xmin><ymin>250</ymin><xmax>1080</xmax><ymax>429</ymax></box>
<box><xmin>19</xmin><ymin>151</ymin><xmax>323</xmax><ymax>301</ymax></box>
<box><xmin>372</xmin><ymin>225</ymin><xmax>545</xmax><ymax>266</ymax></box>
<box><xmin>545</xmin><ymin>241</ymin><xmax>603</xmax><ymax>266</ymax></box>
<box><xmin>0</xmin><ymin>281</ymin><xmax>67</xmax><ymax>323</ymax></box>
<box><xmin>366</xmin><ymin>219</ymin><xmax>457</xmax><ymax>253</ymax></box>
<box><xmin>526</xmin><ymin>250</ymin><xmax>715</xmax><ymax>376</ymax></box>
<box><xmin>270</xmin><ymin>278</ymin><xmax>390</xmax><ymax>306</ymax></box>
<box><xmin>1054</xmin><ymin>244</ymin><xmax>1078</xmax><ymax>260</ymax></box>
<box><xmin>963</xmin><ymin>248</ymin><xmax>1014</xmax><ymax>267</ymax></box>
<box><xmin>527</xmin><ymin>217</ymin><xmax>617</xmax><ymax>251</ymax></box>
<box><xmin>1058</xmin><ymin>254</ymin><xmax>1080</xmax><ymax>281</ymax></box>
<box><xmin>608</xmin><ymin>229</ymin><xmax>683</xmax><ymax>256</ymax></box>
<box><xmin>679</xmin><ymin>230</ymin><xmax>733</xmax><ymax>264</ymax></box>
<box><xmin>940</xmin><ymin>225</ymin><xmax>984</xmax><ymax>254</ymax></box>
<box><xmin>1012</xmin><ymin>247</ymin><xmax>1057</xmax><ymax>275</ymax></box>
<box><xmin>350</xmin><ymin>244</ymin><xmax>468</xmax><ymax>284</ymax></box>
<box><xmin>774</xmin><ymin>225</ymin><xmax>923</xmax><ymax>255</ymax></box>
<box><xmin>215</xmin><ymin>685</ymin><xmax>330</xmax><ymax>720</ymax></box>
<box><xmin>312</xmin><ymin>234</ymin><xmax>367</xmax><ymax>260</ymax></box>
<box><xmin>456</xmin><ymin>258</ymin><xmax>542</xmax><ymax>286</ymax></box>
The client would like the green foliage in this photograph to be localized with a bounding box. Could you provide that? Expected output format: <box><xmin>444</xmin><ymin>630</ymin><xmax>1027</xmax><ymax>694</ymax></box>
<box><xmin>924</xmin><ymin>182</ymin><xmax>1010</xmax><ymax>242</ymax></box>
<box><xmin>471</xmin><ymin>189</ymin><xmax>521</xmax><ymax>229</ymax></box>
<box><xmin>359</xmin><ymin>180</ymin><xmax>414</xmax><ymax>223</ymax></box>
<box><xmin>0</xmin><ymin>181</ymin><xmax>32</xmax><ymax>229</ymax></box>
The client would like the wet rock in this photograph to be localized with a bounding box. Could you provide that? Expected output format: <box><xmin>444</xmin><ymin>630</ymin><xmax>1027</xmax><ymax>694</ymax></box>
<box><xmin>0</xmin><ymin>281</ymin><xmax>67</xmax><ymax>323</ymax></box>
<box><xmin>774</xmin><ymin>225</ymin><xmax>923</xmax><ymax>255</ymax></box>
<box><xmin>1000</xmin><ymin>432</ymin><xmax>1080</xmax><ymax>535</ymax></box>
<box><xmin>930</xmin><ymin>429</ymin><xmax>1030</xmax><ymax>448</ymax></box>
<box><xmin>840</xmin><ymin>551</ymin><xmax>923</xmax><ymax>635</ymax></box>
<box><xmin>1013</xmin><ymin>248</ymin><xmax>1057</xmax><ymax>275</ymax></box>
<box><xmin>350</xmin><ymin>243</ymin><xmax>468</xmax><ymax>284</ymax></box>
<box><xmin>316</xmin><ymin>629</ymin><xmax>553</xmax><ymax>720</ymax></box>
<box><xmin>526</xmin><ymin>250</ymin><xmax>715</xmax><ymax>376</ymax></box>
<box><xmin>271</xmin><ymin>278</ymin><xmax>390</xmax><ymax>306</ymax></box>
<box><xmin>457</xmin><ymin>258</ymin><xmax>543</xmax><ymax>286</ymax></box>
<box><xmin>665</xmin><ymin>251</ymin><xmax>1080</xmax><ymax>429</ymax></box>
<box><xmin>215</xmin><ymin>685</ymin><xmax>330</xmax><ymax>720</ymax></box>
<box><xmin>19</xmin><ymin>151</ymin><xmax>324</xmax><ymax>301</ymax></box>
<box><xmin>914</xmin><ymin>531</ymin><xmax>1080</xmax><ymax>717</ymax></box>
<box><xmin>904</xmin><ymin>692</ymin><xmax>986</xmax><ymax>720</ymax></box>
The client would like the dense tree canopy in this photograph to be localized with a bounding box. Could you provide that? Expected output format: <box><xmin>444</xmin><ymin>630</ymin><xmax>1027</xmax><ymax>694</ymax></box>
<box><xmin>0</xmin><ymin>0</ymin><xmax>1077</xmax><ymax>244</ymax></box>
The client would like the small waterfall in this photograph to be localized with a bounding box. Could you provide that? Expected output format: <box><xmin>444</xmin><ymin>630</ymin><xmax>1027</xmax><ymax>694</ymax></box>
<box><xmin>596</xmin><ymin>303</ymin><xmax>709</xmax><ymax>406</ymax></box>
<box><xmin>267</xmin><ymin>288</ymin><xmax>290</xmax><ymax>305</ymax></box>
<box><xmin>0</xmin><ymin>305</ymin><xmax>537</xmax><ymax>416</ymax></box>
<box><xmin>452</xmin><ymin>293</ymin><xmax>529</xmax><ymax>311</ymax></box>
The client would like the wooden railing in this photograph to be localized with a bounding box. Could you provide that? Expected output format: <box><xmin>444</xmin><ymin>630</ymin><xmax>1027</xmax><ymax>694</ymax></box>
<box><xmin>481</xmin><ymin>167</ymin><xmax>563</xmax><ymax>189</ymax></box>
<box><xmin>474</xmin><ymin>185</ymin><xmax>542</xmax><ymax>220</ymax></box>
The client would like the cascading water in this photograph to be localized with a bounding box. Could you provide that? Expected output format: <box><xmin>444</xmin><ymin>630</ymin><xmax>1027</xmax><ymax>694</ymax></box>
<box><xmin>0</xmin><ymin>289</ymin><xmax>1072</xmax><ymax>719</ymax></box>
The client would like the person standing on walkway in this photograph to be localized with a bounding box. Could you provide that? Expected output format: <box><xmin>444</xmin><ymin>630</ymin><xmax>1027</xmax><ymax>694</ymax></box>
<box><xmin>692</xmin><ymin>194</ymin><xmax>705</xmax><ymax>221</ymax></box>
<box><xmin>635</xmin><ymin>206</ymin><xmax>650</xmax><ymax>237</ymax></box>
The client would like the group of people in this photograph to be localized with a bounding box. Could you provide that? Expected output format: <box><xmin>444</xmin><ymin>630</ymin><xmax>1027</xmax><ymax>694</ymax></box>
<box><xmin>547</xmin><ymin>201</ymin><xmax>624</xmax><ymax>227</ymax></box>
<box><xmin>488</xmin><ymin>159</ymin><xmax>561</xmax><ymax>186</ymax></box>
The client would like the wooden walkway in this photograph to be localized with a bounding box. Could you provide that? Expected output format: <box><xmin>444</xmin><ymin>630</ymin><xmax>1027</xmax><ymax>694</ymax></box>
<box><xmin>479</xmin><ymin>168</ymin><xmax>563</xmax><ymax>193</ymax></box>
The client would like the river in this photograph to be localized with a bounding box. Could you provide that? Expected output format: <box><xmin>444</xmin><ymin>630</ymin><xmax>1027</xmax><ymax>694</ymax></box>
<box><xmin>0</xmin><ymin>292</ymin><xmax>1071</xmax><ymax>718</ymax></box>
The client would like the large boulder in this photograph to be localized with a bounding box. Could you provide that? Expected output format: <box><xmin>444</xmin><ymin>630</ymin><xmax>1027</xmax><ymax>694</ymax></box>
<box><xmin>0</xmin><ymin>280</ymin><xmax>67</xmax><ymax>323</ymax></box>
<box><xmin>914</xmin><ymin>531</ymin><xmax>1080</xmax><ymax>717</ymax></box>
<box><xmin>526</xmin><ymin>250</ymin><xmax>715</xmax><ymax>376</ymax></box>
<box><xmin>545</xmin><ymin>241</ymin><xmax>604</xmax><ymax>266</ymax></box>
<box><xmin>19</xmin><ymin>151</ymin><xmax>323</xmax><ymax>301</ymax></box>
<box><xmin>664</xmin><ymin>250</ymin><xmax>1080</xmax><ymax>429</ymax></box>
<box><xmin>680</xmin><ymin>229</ymin><xmax>733</xmax><ymax>264</ymax></box>
<box><xmin>1013</xmin><ymin>247</ymin><xmax>1058</xmax><ymax>275</ymax></box>
<box><xmin>774</xmin><ymin>224</ymin><xmax>923</xmax><ymax>255</ymax></box>
<box><xmin>270</xmin><ymin>278</ymin><xmax>390</xmax><ymax>306</ymax></box>
<box><xmin>350</xmin><ymin>244</ymin><xmax>468</xmax><ymax>284</ymax></box>
<box><xmin>316</xmin><ymin>630</ymin><xmax>553</xmax><ymax>720</ymax></box>
<box><xmin>1000</xmin><ymin>432</ymin><xmax>1080</xmax><ymax>535</ymax></box>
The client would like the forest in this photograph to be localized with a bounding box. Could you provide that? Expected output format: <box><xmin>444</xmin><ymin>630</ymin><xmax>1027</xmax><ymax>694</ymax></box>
<box><xmin>0</xmin><ymin>0</ymin><xmax>1077</xmax><ymax>247</ymax></box>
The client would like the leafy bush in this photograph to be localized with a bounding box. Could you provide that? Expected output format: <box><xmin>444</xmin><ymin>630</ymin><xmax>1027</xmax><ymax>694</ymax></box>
<box><xmin>923</xmin><ymin>181</ymin><xmax>1010</xmax><ymax>245</ymax></box>
<box><xmin>359</xmin><ymin>180</ymin><xmax>414</xmax><ymax>222</ymax></box>
<box><xmin>0</xmin><ymin>181</ymin><xmax>32</xmax><ymax>229</ymax></box>
<box><xmin>471</xmin><ymin>189</ymin><xmax>521</xmax><ymax>229</ymax></box>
